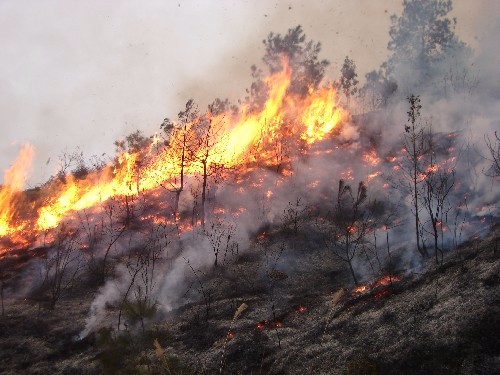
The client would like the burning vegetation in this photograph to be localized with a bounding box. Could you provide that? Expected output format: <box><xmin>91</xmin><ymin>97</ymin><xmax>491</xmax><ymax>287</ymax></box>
<box><xmin>0</xmin><ymin>2</ymin><xmax>499</xmax><ymax>374</ymax></box>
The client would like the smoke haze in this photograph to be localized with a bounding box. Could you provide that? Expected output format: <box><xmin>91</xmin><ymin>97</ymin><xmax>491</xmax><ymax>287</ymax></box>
<box><xmin>1</xmin><ymin>0</ymin><xmax>494</xmax><ymax>185</ymax></box>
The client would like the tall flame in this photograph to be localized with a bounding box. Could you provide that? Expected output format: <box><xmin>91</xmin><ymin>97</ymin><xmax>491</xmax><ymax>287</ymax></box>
<box><xmin>1</xmin><ymin>62</ymin><xmax>347</xmax><ymax>247</ymax></box>
<box><xmin>0</xmin><ymin>144</ymin><xmax>34</xmax><ymax>236</ymax></box>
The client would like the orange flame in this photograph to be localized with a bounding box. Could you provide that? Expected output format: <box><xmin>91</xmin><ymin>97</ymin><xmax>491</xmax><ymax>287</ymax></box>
<box><xmin>1</xmin><ymin>62</ymin><xmax>349</xmax><ymax>248</ymax></box>
<box><xmin>300</xmin><ymin>84</ymin><xmax>346</xmax><ymax>143</ymax></box>
<box><xmin>352</xmin><ymin>274</ymin><xmax>402</xmax><ymax>296</ymax></box>
<box><xmin>0</xmin><ymin>144</ymin><xmax>34</xmax><ymax>237</ymax></box>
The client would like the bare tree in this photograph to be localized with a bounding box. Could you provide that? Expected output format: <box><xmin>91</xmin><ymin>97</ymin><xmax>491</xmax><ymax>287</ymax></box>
<box><xmin>33</xmin><ymin>225</ymin><xmax>82</xmax><ymax>309</ymax></box>
<box><xmin>421</xmin><ymin>129</ymin><xmax>456</xmax><ymax>264</ymax></box>
<box><xmin>370</xmin><ymin>199</ymin><xmax>403</xmax><ymax>275</ymax></box>
<box><xmin>183</xmin><ymin>257</ymin><xmax>211</xmax><ymax>320</ymax></box>
<box><xmin>118</xmin><ymin>224</ymin><xmax>168</xmax><ymax>333</ymax></box>
<box><xmin>325</xmin><ymin>180</ymin><xmax>371</xmax><ymax>286</ymax></box>
<box><xmin>1</xmin><ymin>280</ymin><xmax>5</xmax><ymax>316</ymax></box>
<box><xmin>81</xmin><ymin>197</ymin><xmax>128</xmax><ymax>285</ymax></box>
<box><xmin>159</xmin><ymin>100</ymin><xmax>198</xmax><ymax>218</ymax></box>
<box><xmin>400</xmin><ymin>95</ymin><xmax>430</xmax><ymax>258</ymax></box>
<box><xmin>205</xmin><ymin>217</ymin><xmax>237</xmax><ymax>268</ymax></box>
<box><xmin>282</xmin><ymin>197</ymin><xmax>307</xmax><ymax>235</ymax></box>
<box><xmin>484</xmin><ymin>131</ymin><xmax>500</xmax><ymax>178</ymax></box>
<box><xmin>189</xmin><ymin>113</ymin><xmax>229</xmax><ymax>229</ymax></box>
<box><xmin>56</xmin><ymin>148</ymin><xmax>88</xmax><ymax>182</ymax></box>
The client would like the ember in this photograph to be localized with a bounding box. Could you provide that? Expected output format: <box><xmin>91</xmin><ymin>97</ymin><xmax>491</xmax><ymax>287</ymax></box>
<box><xmin>294</xmin><ymin>305</ymin><xmax>307</xmax><ymax>313</ymax></box>
<box><xmin>256</xmin><ymin>321</ymin><xmax>268</xmax><ymax>329</ymax></box>
<box><xmin>351</xmin><ymin>275</ymin><xmax>402</xmax><ymax>297</ymax></box>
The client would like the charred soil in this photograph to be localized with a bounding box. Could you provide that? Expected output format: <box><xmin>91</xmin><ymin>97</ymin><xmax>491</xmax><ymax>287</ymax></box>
<box><xmin>0</xmin><ymin>229</ymin><xmax>499</xmax><ymax>375</ymax></box>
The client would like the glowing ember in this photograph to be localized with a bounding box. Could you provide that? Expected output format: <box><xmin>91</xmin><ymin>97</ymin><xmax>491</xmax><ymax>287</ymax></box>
<box><xmin>363</xmin><ymin>150</ymin><xmax>381</xmax><ymax>166</ymax></box>
<box><xmin>256</xmin><ymin>321</ymin><xmax>268</xmax><ymax>329</ymax></box>
<box><xmin>307</xmin><ymin>179</ymin><xmax>321</xmax><ymax>188</ymax></box>
<box><xmin>294</xmin><ymin>305</ymin><xmax>307</xmax><ymax>313</ymax></box>
<box><xmin>367</xmin><ymin>171</ymin><xmax>382</xmax><ymax>181</ymax></box>
<box><xmin>351</xmin><ymin>274</ymin><xmax>402</xmax><ymax>297</ymax></box>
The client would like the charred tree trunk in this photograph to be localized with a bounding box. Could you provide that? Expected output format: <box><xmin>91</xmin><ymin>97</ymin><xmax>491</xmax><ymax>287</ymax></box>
<box><xmin>432</xmin><ymin>221</ymin><xmax>441</xmax><ymax>264</ymax></box>
<box><xmin>345</xmin><ymin>232</ymin><xmax>359</xmax><ymax>286</ymax></box>
<box><xmin>404</xmin><ymin>95</ymin><xmax>429</xmax><ymax>259</ymax></box>
<box><xmin>413</xmin><ymin>150</ymin><xmax>428</xmax><ymax>258</ymax></box>
<box><xmin>347</xmin><ymin>258</ymin><xmax>358</xmax><ymax>286</ymax></box>
<box><xmin>201</xmin><ymin>159</ymin><xmax>208</xmax><ymax>229</ymax></box>
<box><xmin>173</xmin><ymin>133</ymin><xmax>186</xmax><ymax>218</ymax></box>
<box><xmin>173</xmin><ymin>190</ymin><xmax>181</xmax><ymax>218</ymax></box>
<box><xmin>100</xmin><ymin>225</ymin><xmax>126</xmax><ymax>284</ymax></box>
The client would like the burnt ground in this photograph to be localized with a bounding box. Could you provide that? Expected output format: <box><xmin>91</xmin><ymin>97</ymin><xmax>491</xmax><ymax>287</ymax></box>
<box><xmin>0</xmin><ymin>227</ymin><xmax>499</xmax><ymax>375</ymax></box>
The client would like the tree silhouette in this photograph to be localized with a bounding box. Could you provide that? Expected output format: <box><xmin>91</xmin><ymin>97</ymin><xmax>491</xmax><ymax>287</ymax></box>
<box><xmin>400</xmin><ymin>95</ymin><xmax>430</xmax><ymax>258</ymax></box>
<box><xmin>385</xmin><ymin>0</ymin><xmax>467</xmax><ymax>76</ymax></box>
<box><xmin>340</xmin><ymin>56</ymin><xmax>359</xmax><ymax>104</ymax></box>
<box><xmin>159</xmin><ymin>99</ymin><xmax>198</xmax><ymax>217</ymax></box>
<box><xmin>262</xmin><ymin>25</ymin><xmax>329</xmax><ymax>97</ymax></box>
<box><xmin>325</xmin><ymin>181</ymin><xmax>371</xmax><ymax>286</ymax></box>
<box><xmin>484</xmin><ymin>132</ymin><xmax>500</xmax><ymax>178</ymax></box>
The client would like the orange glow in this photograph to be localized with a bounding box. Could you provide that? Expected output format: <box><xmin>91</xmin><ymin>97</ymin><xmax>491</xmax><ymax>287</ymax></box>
<box><xmin>340</xmin><ymin>167</ymin><xmax>354</xmax><ymax>181</ymax></box>
<box><xmin>0</xmin><ymin>144</ymin><xmax>34</xmax><ymax>237</ymax></box>
<box><xmin>0</xmin><ymin>60</ymin><xmax>350</xmax><ymax>250</ymax></box>
<box><xmin>352</xmin><ymin>274</ymin><xmax>402</xmax><ymax>296</ymax></box>
<box><xmin>307</xmin><ymin>179</ymin><xmax>320</xmax><ymax>188</ymax></box>
<box><xmin>353</xmin><ymin>285</ymin><xmax>368</xmax><ymax>294</ymax></box>
<box><xmin>363</xmin><ymin>150</ymin><xmax>381</xmax><ymax>166</ymax></box>
<box><xmin>300</xmin><ymin>84</ymin><xmax>346</xmax><ymax>143</ymax></box>
<box><xmin>367</xmin><ymin>171</ymin><xmax>381</xmax><ymax>181</ymax></box>
<box><xmin>426</xmin><ymin>165</ymin><xmax>439</xmax><ymax>173</ymax></box>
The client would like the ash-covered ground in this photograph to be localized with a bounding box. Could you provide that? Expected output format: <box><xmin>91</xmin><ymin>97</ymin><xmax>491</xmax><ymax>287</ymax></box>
<box><xmin>0</xmin><ymin>224</ymin><xmax>498</xmax><ymax>375</ymax></box>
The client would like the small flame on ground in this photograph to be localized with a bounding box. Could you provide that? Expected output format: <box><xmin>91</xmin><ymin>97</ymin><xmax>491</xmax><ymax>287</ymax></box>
<box><xmin>352</xmin><ymin>274</ymin><xmax>402</xmax><ymax>296</ymax></box>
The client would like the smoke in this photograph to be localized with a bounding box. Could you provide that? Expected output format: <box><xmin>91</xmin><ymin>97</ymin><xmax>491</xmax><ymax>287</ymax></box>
<box><xmin>1</xmin><ymin>1</ymin><xmax>498</xmax><ymax>337</ymax></box>
<box><xmin>0</xmin><ymin>0</ymin><xmax>406</xmax><ymax>186</ymax></box>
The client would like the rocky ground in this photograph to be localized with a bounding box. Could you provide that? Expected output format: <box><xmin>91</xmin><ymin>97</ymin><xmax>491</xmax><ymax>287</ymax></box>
<box><xmin>0</xmin><ymin>226</ymin><xmax>499</xmax><ymax>375</ymax></box>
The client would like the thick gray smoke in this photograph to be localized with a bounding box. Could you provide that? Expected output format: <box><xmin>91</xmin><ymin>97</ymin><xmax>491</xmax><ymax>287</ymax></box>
<box><xmin>78</xmin><ymin>2</ymin><xmax>500</xmax><ymax>335</ymax></box>
<box><xmin>1</xmin><ymin>1</ymin><xmax>497</xmax><ymax>337</ymax></box>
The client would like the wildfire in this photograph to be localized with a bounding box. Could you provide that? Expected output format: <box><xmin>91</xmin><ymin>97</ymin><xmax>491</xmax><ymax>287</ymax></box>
<box><xmin>352</xmin><ymin>274</ymin><xmax>402</xmax><ymax>297</ymax></box>
<box><xmin>307</xmin><ymin>179</ymin><xmax>320</xmax><ymax>189</ymax></box>
<box><xmin>0</xmin><ymin>60</ymin><xmax>349</xmax><ymax>251</ymax></box>
<box><xmin>0</xmin><ymin>144</ymin><xmax>34</xmax><ymax>237</ymax></box>
<box><xmin>363</xmin><ymin>150</ymin><xmax>381</xmax><ymax>166</ymax></box>
<box><xmin>300</xmin><ymin>83</ymin><xmax>346</xmax><ymax>143</ymax></box>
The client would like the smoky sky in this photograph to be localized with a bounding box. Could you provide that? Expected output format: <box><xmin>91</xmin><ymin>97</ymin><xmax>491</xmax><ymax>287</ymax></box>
<box><xmin>0</xmin><ymin>0</ymin><xmax>495</xmax><ymax>186</ymax></box>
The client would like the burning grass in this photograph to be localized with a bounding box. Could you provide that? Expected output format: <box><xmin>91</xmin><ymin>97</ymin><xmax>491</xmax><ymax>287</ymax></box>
<box><xmin>0</xmin><ymin>15</ymin><xmax>498</xmax><ymax>374</ymax></box>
